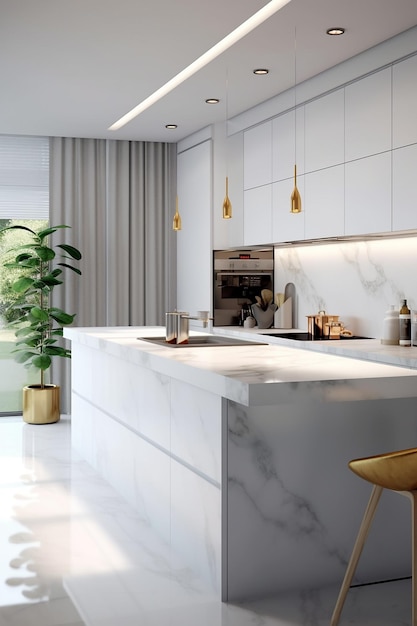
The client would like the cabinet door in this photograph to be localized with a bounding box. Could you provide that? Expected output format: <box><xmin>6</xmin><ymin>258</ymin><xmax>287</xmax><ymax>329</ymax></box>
<box><xmin>272</xmin><ymin>178</ymin><xmax>305</xmax><ymax>243</ymax></box>
<box><xmin>243</xmin><ymin>121</ymin><xmax>272</xmax><ymax>190</ymax></box>
<box><xmin>304</xmin><ymin>89</ymin><xmax>344</xmax><ymax>173</ymax></box>
<box><xmin>393</xmin><ymin>55</ymin><xmax>417</xmax><ymax>149</ymax></box>
<box><xmin>345</xmin><ymin>152</ymin><xmax>391</xmax><ymax>236</ymax></box>
<box><xmin>272</xmin><ymin>107</ymin><xmax>305</xmax><ymax>182</ymax></box>
<box><xmin>304</xmin><ymin>165</ymin><xmax>344</xmax><ymax>239</ymax></box>
<box><xmin>393</xmin><ymin>144</ymin><xmax>417</xmax><ymax>231</ymax></box>
<box><xmin>243</xmin><ymin>185</ymin><xmax>272</xmax><ymax>246</ymax></box>
<box><xmin>177</xmin><ymin>140</ymin><xmax>212</xmax><ymax>315</ymax></box>
<box><xmin>345</xmin><ymin>67</ymin><xmax>391</xmax><ymax>161</ymax></box>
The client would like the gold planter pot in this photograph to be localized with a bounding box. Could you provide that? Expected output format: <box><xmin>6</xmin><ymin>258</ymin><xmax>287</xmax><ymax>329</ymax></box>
<box><xmin>23</xmin><ymin>384</ymin><xmax>60</xmax><ymax>425</ymax></box>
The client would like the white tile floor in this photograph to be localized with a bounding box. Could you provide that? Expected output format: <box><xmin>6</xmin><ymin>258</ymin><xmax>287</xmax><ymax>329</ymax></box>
<box><xmin>0</xmin><ymin>415</ymin><xmax>412</xmax><ymax>626</ymax></box>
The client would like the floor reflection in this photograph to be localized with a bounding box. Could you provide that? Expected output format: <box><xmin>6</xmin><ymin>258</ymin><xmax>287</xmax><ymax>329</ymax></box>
<box><xmin>0</xmin><ymin>416</ymin><xmax>411</xmax><ymax>626</ymax></box>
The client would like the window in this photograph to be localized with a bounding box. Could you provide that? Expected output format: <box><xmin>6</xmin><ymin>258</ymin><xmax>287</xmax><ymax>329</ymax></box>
<box><xmin>0</xmin><ymin>135</ymin><xmax>49</xmax><ymax>415</ymax></box>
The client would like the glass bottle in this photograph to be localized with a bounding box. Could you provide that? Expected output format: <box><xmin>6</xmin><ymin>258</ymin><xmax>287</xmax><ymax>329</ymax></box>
<box><xmin>381</xmin><ymin>305</ymin><xmax>399</xmax><ymax>345</ymax></box>
<box><xmin>399</xmin><ymin>299</ymin><xmax>411</xmax><ymax>346</ymax></box>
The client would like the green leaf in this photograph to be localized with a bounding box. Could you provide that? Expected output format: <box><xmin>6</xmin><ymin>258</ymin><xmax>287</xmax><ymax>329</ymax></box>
<box><xmin>44</xmin><ymin>337</ymin><xmax>58</xmax><ymax>345</ymax></box>
<box><xmin>32</xmin><ymin>354</ymin><xmax>52</xmax><ymax>370</ymax></box>
<box><xmin>57</xmin><ymin>262</ymin><xmax>82</xmax><ymax>275</ymax></box>
<box><xmin>16</xmin><ymin>337</ymin><xmax>39</xmax><ymax>348</ymax></box>
<box><xmin>15</xmin><ymin>326</ymin><xmax>33</xmax><ymax>337</ymax></box>
<box><xmin>50</xmin><ymin>268</ymin><xmax>63</xmax><ymax>277</ymax></box>
<box><xmin>44</xmin><ymin>346</ymin><xmax>70</xmax><ymax>357</ymax></box>
<box><xmin>49</xmin><ymin>308</ymin><xmax>75</xmax><ymax>325</ymax></box>
<box><xmin>57</xmin><ymin>244</ymin><xmax>82</xmax><ymax>260</ymax></box>
<box><xmin>35</xmin><ymin>246</ymin><xmax>55</xmax><ymax>261</ymax></box>
<box><xmin>0</xmin><ymin>225</ymin><xmax>36</xmax><ymax>236</ymax></box>
<box><xmin>30</xmin><ymin>306</ymin><xmax>49</xmax><ymax>321</ymax></box>
<box><xmin>13</xmin><ymin>351</ymin><xmax>38</xmax><ymax>364</ymax></box>
<box><xmin>12</xmin><ymin>277</ymin><xmax>34</xmax><ymax>293</ymax></box>
<box><xmin>31</xmin><ymin>279</ymin><xmax>47</xmax><ymax>289</ymax></box>
<box><xmin>42</xmin><ymin>275</ymin><xmax>63</xmax><ymax>286</ymax></box>
<box><xmin>50</xmin><ymin>328</ymin><xmax>64</xmax><ymax>337</ymax></box>
<box><xmin>15</xmin><ymin>252</ymin><xmax>33</xmax><ymax>262</ymax></box>
<box><xmin>38</xmin><ymin>225</ymin><xmax>69</xmax><ymax>241</ymax></box>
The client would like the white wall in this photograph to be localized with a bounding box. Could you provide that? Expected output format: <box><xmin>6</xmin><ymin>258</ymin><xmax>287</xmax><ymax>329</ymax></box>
<box><xmin>176</xmin><ymin>139</ymin><xmax>212</xmax><ymax>321</ymax></box>
<box><xmin>274</xmin><ymin>236</ymin><xmax>417</xmax><ymax>339</ymax></box>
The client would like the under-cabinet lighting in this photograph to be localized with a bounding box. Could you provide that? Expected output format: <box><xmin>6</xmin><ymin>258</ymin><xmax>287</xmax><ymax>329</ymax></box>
<box><xmin>108</xmin><ymin>0</ymin><xmax>292</xmax><ymax>131</ymax></box>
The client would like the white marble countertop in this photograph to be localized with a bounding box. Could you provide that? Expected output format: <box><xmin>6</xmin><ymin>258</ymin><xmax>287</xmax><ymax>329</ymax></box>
<box><xmin>65</xmin><ymin>326</ymin><xmax>417</xmax><ymax>407</ymax></box>
<box><xmin>213</xmin><ymin>326</ymin><xmax>417</xmax><ymax>370</ymax></box>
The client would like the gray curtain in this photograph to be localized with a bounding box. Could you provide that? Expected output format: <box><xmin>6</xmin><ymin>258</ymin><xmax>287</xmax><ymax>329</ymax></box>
<box><xmin>49</xmin><ymin>137</ymin><xmax>177</xmax><ymax>412</ymax></box>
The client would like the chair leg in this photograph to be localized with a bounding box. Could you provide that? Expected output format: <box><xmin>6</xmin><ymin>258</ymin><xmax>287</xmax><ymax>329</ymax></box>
<box><xmin>331</xmin><ymin>484</ymin><xmax>383</xmax><ymax>626</ymax></box>
<box><xmin>409</xmin><ymin>491</ymin><xmax>417</xmax><ymax>626</ymax></box>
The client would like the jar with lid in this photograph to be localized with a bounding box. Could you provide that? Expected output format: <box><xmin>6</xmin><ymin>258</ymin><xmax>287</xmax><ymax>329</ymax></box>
<box><xmin>399</xmin><ymin>299</ymin><xmax>411</xmax><ymax>347</ymax></box>
<box><xmin>381</xmin><ymin>305</ymin><xmax>399</xmax><ymax>345</ymax></box>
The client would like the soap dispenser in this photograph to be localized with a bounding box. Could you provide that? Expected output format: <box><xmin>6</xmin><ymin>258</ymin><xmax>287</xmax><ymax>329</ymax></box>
<box><xmin>381</xmin><ymin>305</ymin><xmax>399</xmax><ymax>345</ymax></box>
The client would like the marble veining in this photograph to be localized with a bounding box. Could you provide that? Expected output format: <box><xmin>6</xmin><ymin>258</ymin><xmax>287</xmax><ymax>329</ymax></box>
<box><xmin>65</xmin><ymin>327</ymin><xmax>417</xmax><ymax>407</ymax></box>
<box><xmin>274</xmin><ymin>236</ymin><xmax>417</xmax><ymax>340</ymax></box>
<box><xmin>225</xmin><ymin>398</ymin><xmax>416</xmax><ymax>600</ymax></box>
<box><xmin>0</xmin><ymin>415</ymin><xmax>413</xmax><ymax>626</ymax></box>
<box><xmin>65</xmin><ymin>327</ymin><xmax>417</xmax><ymax>606</ymax></box>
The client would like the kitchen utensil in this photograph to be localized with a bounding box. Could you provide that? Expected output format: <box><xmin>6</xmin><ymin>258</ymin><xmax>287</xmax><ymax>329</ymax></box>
<box><xmin>306</xmin><ymin>311</ymin><xmax>339</xmax><ymax>339</ymax></box>
<box><xmin>275</xmin><ymin>292</ymin><xmax>285</xmax><ymax>308</ymax></box>
<box><xmin>261</xmin><ymin>289</ymin><xmax>273</xmax><ymax>306</ymax></box>
<box><xmin>284</xmin><ymin>283</ymin><xmax>296</xmax><ymax>327</ymax></box>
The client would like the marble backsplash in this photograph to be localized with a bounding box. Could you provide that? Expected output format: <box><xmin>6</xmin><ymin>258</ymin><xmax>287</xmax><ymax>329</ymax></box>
<box><xmin>274</xmin><ymin>235</ymin><xmax>417</xmax><ymax>340</ymax></box>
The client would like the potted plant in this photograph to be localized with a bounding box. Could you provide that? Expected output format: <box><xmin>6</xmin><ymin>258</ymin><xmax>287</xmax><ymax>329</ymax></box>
<box><xmin>0</xmin><ymin>223</ymin><xmax>82</xmax><ymax>424</ymax></box>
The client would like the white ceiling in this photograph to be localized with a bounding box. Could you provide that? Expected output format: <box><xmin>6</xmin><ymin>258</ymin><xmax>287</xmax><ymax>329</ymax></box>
<box><xmin>2</xmin><ymin>0</ymin><xmax>417</xmax><ymax>143</ymax></box>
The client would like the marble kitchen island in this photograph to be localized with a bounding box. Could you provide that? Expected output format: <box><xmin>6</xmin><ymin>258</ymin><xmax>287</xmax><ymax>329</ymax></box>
<box><xmin>65</xmin><ymin>326</ymin><xmax>417</xmax><ymax>603</ymax></box>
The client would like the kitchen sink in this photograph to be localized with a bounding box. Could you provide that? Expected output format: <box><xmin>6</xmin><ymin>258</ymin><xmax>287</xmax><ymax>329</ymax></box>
<box><xmin>137</xmin><ymin>335</ymin><xmax>265</xmax><ymax>348</ymax></box>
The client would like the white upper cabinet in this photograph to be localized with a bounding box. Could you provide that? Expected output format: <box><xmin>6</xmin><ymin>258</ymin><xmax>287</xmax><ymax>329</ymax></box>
<box><xmin>393</xmin><ymin>55</ymin><xmax>417</xmax><ymax>149</ymax></box>
<box><xmin>272</xmin><ymin>107</ymin><xmax>305</xmax><ymax>182</ymax></box>
<box><xmin>272</xmin><ymin>177</ymin><xmax>305</xmax><ymax>243</ymax></box>
<box><xmin>304</xmin><ymin>89</ymin><xmax>344</xmax><ymax>173</ymax></box>
<box><xmin>243</xmin><ymin>185</ymin><xmax>272</xmax><ymax>246</ymax></box>
<box><xmin>392</xmin><ymin>144</ymin><xmax>417</xmax><ymax>231</ymax></box>
<box><xmin>304</xmin><ymin>165</ymin><xmax>344</xmax><ymax>240</ymax></box>
<box><xmin>345</xmin><ymin>67</ymin><xmax>392</xmax><ymax>161</ymax></box>
<box><xmin>243</xmin><ymin>121</ymin><xmax>272</xmax><ymax>190</ymax></box>
<box><xmin>345</xmin><ymin>152</ymin><xmax>392</xmax><ymax>236</ymax></box>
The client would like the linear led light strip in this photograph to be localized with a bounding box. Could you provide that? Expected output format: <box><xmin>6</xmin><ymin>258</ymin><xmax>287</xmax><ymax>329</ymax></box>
<box><xmin>109</xmin><ymin>0</ymin><xmax>292</xmax><ymax>131</ymax></box>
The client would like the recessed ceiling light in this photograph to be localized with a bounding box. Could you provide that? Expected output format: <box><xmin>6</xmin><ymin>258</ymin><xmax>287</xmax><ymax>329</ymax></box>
<box><xmin>253</xmin><ymin>68</ymin><xmax>269</xmax><ymax>75</ymax></box>
<box><xmin>326</xmin><ymin>27</ymin><xmax>345</xmax><ymax>36</ymax></box>
<box><xmin>205</xmin><ymin>98</ymin><xmax>220</xmax><ymax>104</ymax></box>
<box><xmin>165</xmin><ymin>124</ymin><xmax>177</xmax><ymax>129</ymax></box>
<box><xmin>108</xmin><ymin>0</ymin><xmax>292</xmax><ymax>131</ymax></box>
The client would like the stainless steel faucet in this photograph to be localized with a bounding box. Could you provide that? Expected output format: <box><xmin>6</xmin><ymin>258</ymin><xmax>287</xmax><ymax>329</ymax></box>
<box><xmin>165</xmin><ymin>311</ymin><xmax>213</xmax><ymax>344</ymax></box>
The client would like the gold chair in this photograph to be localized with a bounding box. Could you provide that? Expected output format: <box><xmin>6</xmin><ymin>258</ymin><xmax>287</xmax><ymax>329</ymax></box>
<box><xmin>331</xmin><ymin>447</ymin><xmax>417</xmax><ymax>626</ymax></box>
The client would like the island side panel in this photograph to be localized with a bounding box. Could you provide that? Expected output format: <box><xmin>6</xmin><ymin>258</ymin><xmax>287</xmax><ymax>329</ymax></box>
<box><xmin>226</xmin><ymin>396</ymin><xmax>417</xmax><ymax>602</ymax></box>
<box><xmin>70</xmin><ymin>342</ymin><xmax>223</xmax><ymax>596</ymax></box>
<box><xmin>169</xmin><ymin>378</ymin><xmax>223</xmax><ymax>594</ymax></box>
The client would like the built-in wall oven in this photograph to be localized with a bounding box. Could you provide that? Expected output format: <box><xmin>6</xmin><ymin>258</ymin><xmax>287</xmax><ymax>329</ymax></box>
<box><xmin>213</xmin><ymin>250</ymin><xmax>274</xmax><ymax>326</ymax></box>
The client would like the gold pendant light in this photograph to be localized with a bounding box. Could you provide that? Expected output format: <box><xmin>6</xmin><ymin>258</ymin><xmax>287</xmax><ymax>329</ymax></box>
<box><xmin>290</xmin><ymin>27</ymin><xmax>302</xmax><ymax>214</ymax></box>
<box><xmin>223</xmin><ymin>176</ymin><xmax>232</xmax><ymax>219</ymax></box>
<box><xmin>222</xmin><ymin>70</ymin><xmax>232</xmax><ymax>219</ymax></box>
<box><xmin>172</xmin><ymin>195</ymin><xmax>182</xmax><ymax>231</ymax></box>
<box><xmin>290</xmin><ymin>165</ymin><xmax>302</xmax><ymax>213</ymax></box>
